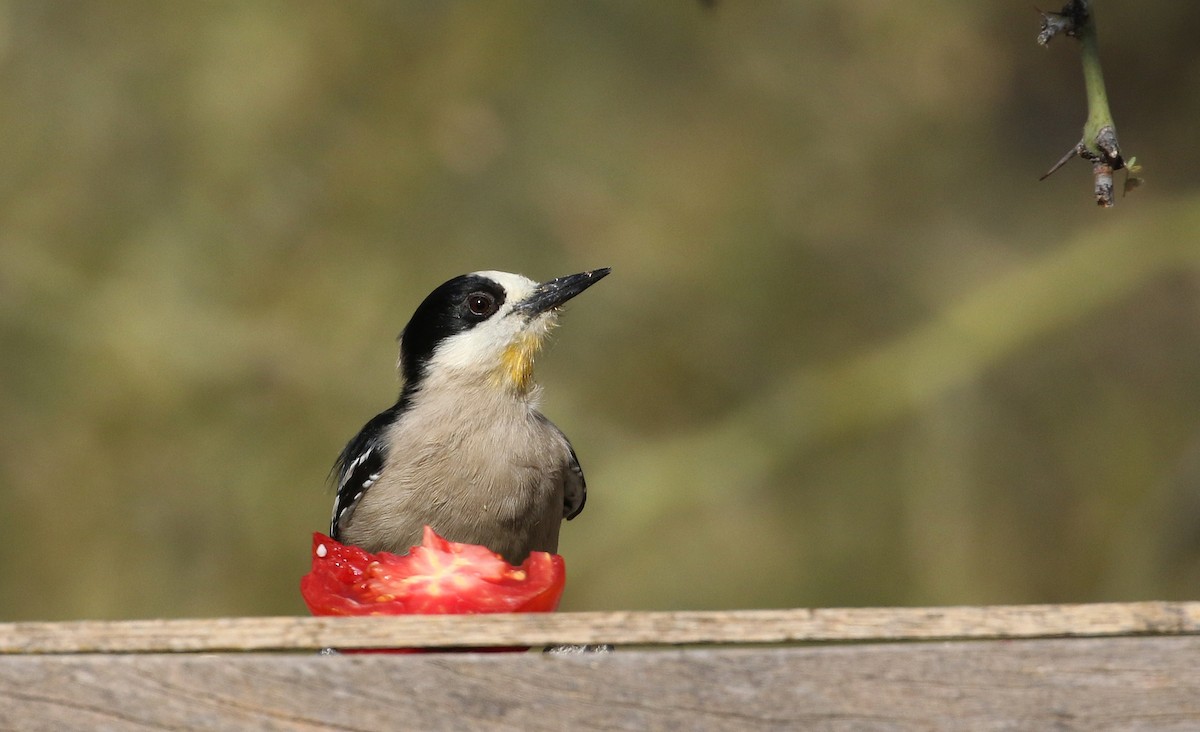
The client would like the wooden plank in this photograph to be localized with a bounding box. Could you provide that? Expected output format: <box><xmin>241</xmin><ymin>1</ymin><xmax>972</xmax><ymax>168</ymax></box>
<box><xmin>0</xmin><ymin>637</ymin><xmax>1197</xmax><ymax>731</ymax></box>
<box><xmin>1</xmin><ymin>601</ymin><xmax>1197</xmax><ymax>654</ymax></box>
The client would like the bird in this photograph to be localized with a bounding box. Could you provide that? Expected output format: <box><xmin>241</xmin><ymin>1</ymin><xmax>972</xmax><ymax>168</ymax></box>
<box><xmin>329</xmin><ymin>268</ymin><xmax>610</xmax><ymax>565</ymax></box>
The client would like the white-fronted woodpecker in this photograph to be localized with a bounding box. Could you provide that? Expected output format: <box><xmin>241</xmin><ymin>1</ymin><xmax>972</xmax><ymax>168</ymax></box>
<box><xmin>329</xmin><ymin>268</ymin><xmax>610</xmax><ymax>564</ymax></box>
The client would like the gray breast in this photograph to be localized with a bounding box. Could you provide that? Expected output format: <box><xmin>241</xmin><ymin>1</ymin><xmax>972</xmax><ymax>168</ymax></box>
<box><xmin>340</xmin><ymin>387</ymin><xmax>572</xmax><ymax>564</ymax></box>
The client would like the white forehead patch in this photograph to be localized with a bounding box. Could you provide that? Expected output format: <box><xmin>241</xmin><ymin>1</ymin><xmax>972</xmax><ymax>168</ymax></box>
<box><xmin>472</xmin><ymin>270</ymin><xmax>537</xmax><ymax>307</ymax></box>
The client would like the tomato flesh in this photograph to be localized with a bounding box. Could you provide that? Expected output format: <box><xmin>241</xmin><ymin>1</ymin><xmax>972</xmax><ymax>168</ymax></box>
<box><xmin>301</xmin><ymin>527</ymin><xmax>566</xmax><ymax>617</ymax></box>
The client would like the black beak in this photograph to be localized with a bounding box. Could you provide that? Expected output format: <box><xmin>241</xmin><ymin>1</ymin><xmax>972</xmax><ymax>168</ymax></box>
<box><xmin>516</xmin><ymin>268</ymin><xmax>611</xmax><ymax>316</ymax></box>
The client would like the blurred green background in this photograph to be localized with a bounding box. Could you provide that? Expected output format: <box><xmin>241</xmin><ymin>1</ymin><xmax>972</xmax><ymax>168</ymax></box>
<box><xmin>1</xmin><ymin>2</ymin><xmax>1199</xmax><ymax>620</ymax></box>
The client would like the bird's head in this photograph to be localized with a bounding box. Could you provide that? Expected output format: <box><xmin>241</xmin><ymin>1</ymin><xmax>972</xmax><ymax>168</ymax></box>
<box><xmin>399</xmin><ymin>268</ymin><xmax>610</xmax><ymax>395</ymax></box>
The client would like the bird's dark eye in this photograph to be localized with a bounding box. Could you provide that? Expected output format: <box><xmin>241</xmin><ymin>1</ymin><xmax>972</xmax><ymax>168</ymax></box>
<box><xmin>466</xmin><ymin>292</ymin><xmax>497</xmax><ymax>319</ymax></box>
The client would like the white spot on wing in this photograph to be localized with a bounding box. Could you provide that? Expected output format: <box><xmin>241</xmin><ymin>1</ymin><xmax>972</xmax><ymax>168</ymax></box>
<box><xmin>338</xmin><ymin>448</ymin><xmax>373</xmax><ymax>491</ymax></box>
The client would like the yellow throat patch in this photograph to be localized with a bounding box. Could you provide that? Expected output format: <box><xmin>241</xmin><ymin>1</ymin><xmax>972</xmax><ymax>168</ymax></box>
<box><xmin>497</xmin><ymin>332</ymin><xmax>544</xmax><ymax>393</ymax></box>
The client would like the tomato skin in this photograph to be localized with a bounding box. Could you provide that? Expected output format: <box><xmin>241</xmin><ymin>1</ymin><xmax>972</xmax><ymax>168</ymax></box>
<box><xmin>301</xmin><ymin>527</ymin><xmax>566</xmax><ymax>619</ymax></box>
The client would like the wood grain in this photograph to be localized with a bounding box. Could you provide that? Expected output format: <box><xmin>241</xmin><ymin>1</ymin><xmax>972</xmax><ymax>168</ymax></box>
<box><xmin>1</xmin><ymin>601</ymin><xmax>1197</xmax><ymax>653</ymax></box>
<box><xmin>1</xmin><ymin>637</ymin><xmax>1197</xmax><ymax>731</ymax></box>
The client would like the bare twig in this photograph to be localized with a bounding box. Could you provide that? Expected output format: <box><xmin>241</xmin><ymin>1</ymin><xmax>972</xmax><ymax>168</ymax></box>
<box><xmin>1039</xmin><ymin>142</ymin><xmax>1084</xmax><ymax>181</ymax></box>
<box><xmin>1037</xmin><ymin>0</ymin><xmax>1134</xmax><ymax>207</ymax></box>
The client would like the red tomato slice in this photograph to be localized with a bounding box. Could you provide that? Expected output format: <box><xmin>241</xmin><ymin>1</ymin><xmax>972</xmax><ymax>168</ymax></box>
<box><xmin>300</xmin><ymin>527</ymin><xmax>566</xmax><ymax>617</ymax></box>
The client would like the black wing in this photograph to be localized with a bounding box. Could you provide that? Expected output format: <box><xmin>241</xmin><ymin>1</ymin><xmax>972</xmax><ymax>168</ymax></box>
<box><xmin>536</xmin><ymin>412</ymin><xmax>587</xmax><ymax>520</ymax></box>
<box><xmin>563</xmin><ymin>440</ymin><xmax>587</xmax><ymax>520</ymax></box>
<box><xmin>330</xmin><ymin>403</ymin><xmax>402</xmax><ymax>539</ymax></box>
